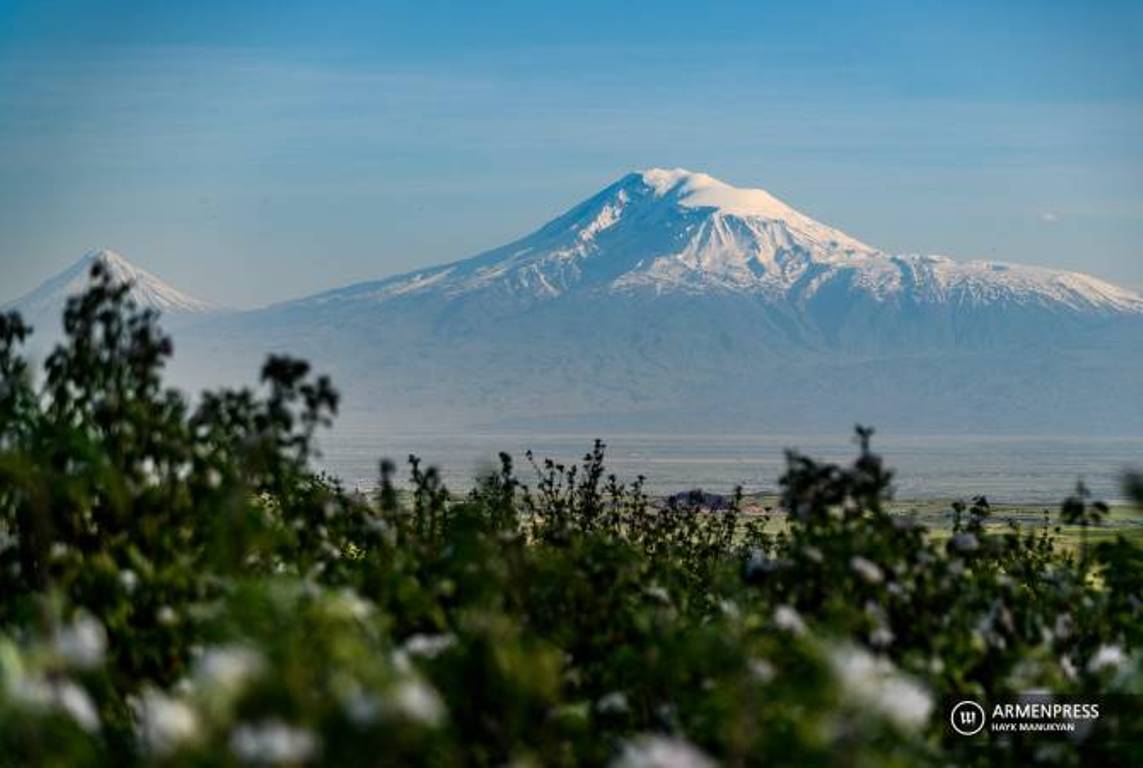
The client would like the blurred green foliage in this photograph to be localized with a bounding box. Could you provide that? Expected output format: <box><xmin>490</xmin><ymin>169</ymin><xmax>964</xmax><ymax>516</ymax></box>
<box><xmin>0</xmin><ymin>263</ymin><xmax>1140</xmax><ymax>767</ymax></box>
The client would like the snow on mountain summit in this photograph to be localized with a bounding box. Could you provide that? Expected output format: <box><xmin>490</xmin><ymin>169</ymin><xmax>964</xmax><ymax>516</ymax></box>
<box><xmin>6</xmin><ymin>249</ymin><xmax>219</xmax><ymax>321</ymax></box>
<box><xmin>636</xmin><ymin>167</ymin><xmax>875</xmax><ymax>252</ymax></box>
<box><xmin>641</xmin><ymin>167</ymin><xmax>804</xmax><ymax>218</ymax></box>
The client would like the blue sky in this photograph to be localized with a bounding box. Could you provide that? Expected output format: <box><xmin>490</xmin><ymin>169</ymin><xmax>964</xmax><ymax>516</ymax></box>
<box><xmin>1</xmin><ymin>0</ymin><xmax>1141</xmax><ymax>306</ymax></box>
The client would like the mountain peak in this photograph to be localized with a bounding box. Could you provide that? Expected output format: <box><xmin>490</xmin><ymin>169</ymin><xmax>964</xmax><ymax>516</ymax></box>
<box><xmin>621</xmin><ymin>168</ymin><xmax>876</xmax><ymax>253</ymax></box>
<box><xmin>83</xmin><ymin>247</ymin><xmax>128</xmax><ymax>264</ymax></box>
<box><xmin>78</xmin><ymin>248</ymin><xmax>141</xmax><ymax>282</ymax></box>
<box><xmin>6</xmin><ymin>248</ymin><xmax>221</xmax><ymax>321</ymax></box>
<box><xmin>637</xmin><ymin>168</ymin><xmax>791</xmax><ymax>218</ymax></box>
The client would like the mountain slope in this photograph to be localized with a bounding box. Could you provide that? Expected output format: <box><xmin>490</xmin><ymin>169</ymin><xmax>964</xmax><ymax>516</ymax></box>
<box><xmin>174</xmin><ymin>170</ymin><xmax>1143</xmax><ymax>434</ymax></box>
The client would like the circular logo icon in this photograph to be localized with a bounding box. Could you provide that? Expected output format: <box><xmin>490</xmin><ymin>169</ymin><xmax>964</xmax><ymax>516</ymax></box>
<box><xmin>950</xmin><ymin>700</ymin><xmax>986</xmax><ymax>736</ymax></box>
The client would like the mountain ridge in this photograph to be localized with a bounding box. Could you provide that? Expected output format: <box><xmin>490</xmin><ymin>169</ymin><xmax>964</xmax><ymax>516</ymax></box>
<box><xmin>275</xmin><ymin>169</ymin><xmax>1142</xmax><ymax>321</ymax></box>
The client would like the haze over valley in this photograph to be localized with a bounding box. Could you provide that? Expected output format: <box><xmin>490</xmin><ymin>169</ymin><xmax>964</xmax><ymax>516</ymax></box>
<box><xmin>9</xmin><ymin>169</ymin><xmax>1143</xmax><ymax>499</ymax></box>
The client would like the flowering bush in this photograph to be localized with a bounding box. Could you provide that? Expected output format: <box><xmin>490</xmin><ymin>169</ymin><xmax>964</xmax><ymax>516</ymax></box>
<box><xmin>0</xmin><ymin>264</ymin><xmax>1139</xmax><ymax>766</ymax></box>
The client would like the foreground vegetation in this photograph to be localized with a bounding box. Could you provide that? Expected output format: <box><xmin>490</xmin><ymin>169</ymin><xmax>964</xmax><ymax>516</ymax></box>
<box><xmin>0</xmin><ymin>264</ymin><xmax>1140</xmax><ymax>766</ymax></box>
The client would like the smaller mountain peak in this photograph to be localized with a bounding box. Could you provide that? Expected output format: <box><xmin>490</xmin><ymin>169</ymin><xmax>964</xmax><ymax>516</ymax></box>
<box><xmin>82</xmin><ymin>247</ymin><xmax>127</xmax><ymax>264</ymax></box>
<box><xmin>5</xmin><ymin>249</ymin><xmax>221</xmax><ymax>318</ymax></box>
<box><xmin>78</xmin><ymin>248</ymin><xmax>136</xmax><ymax>276</ymax></box>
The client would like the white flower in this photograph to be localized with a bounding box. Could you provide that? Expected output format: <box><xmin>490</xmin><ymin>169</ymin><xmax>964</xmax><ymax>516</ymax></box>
<box><xmin>52</xmin><ymin>613</ymin><xmax>107</xmax><ymax>669</ymax></box>
<box><xmin>332</xmin><ymin>589</ymin><xmax>374</xmax><ymax>621</ymax></box>
<box><xmin>390</xmin><ymin>649</ymin><xmax>414</xmax><ymax>675</ymax></box>
<box><xmin>392</xmin><ymin>678</ymin><xmax>445</xmax><ymax>727</ymax></box>
<box><xmin>54</xmin><ymin>680</ymin><xmax>100</xmax><ymax>733</ymax></box>
<box><xmin>773</xmin><ymin>605</ymin><xmax>806</xmax><ymax>636</ymax></box>
<box><xmin>230</xmin><ymin>720</ymin><xmax>319</xmax><ymax>765</ymax></box>
<box><xmin>119</xmin><ymin>569</ymin><xmax>139</xmax><ymax>593</ymax></box>
<box><xmin>863</xmin><ymin>599</ymin><xmax>887</xmax><ymax>623</ymax></box>
<box><xmin>718</xmin><ymin>599</ymin><xmax>741</xmax><ymax>620</ymax></box>
<box><xmin>157</xmin><ymin>606</ymin><xmax>178</xmax><ymax>626</ymax></box>
<box><xmin>402</xmin><ymin>633</ymin><xmax>457</xmax><ymax>659</ymax></box>
<box><xmin>644</xmin><ymin>585</ymin><xmax>671</xmax><ymax>604</ymax></box>
<box><xmin>344</xmin><ymin>691</ymin><xmax>383</xmax><ymax>726</ymax></box>
<box><xmin>140</xmin><ymin>457</ymin><xmax>160</xmax><ymax>487</ymax></box>
<box><xmin>193</xmin><ymin>645</ymin><xmax>265</xmax><ymax>695</ymax></box>
<box><xmin>748</xmin><ymin>658</ymin><xmax>776</xmax><ymax>683</ymax></box>
<box><xmin>829</xmin><ymin>644</ymin><xmax>933</xmax><ymax>731</ymax></box>
<box><xmin>136</xmin><ymin>687</ymin><xmax>200</xmax><ymax>756</ymax></box>
<box><xmin>597</xmin><ymin>690</ymin><xmax>630</xmax><ymax>715</ymax></box>
<box><xmin>1087</xmin><ymin>645</ymin><xmax>1127</xmax><ymax>674</ymax></box>
<box><xmin>870</xmin><ymin>627</ymin><xmax>895</xmax><ymax>649</ymax></box>
<box><xmin>850</xmin><ymin>557</ymin><xmax>884</xmax><ymax>585</ymax></box>
<box><xmin>15</xmin><ymin>678</ymin><xmax>101</xmax><ymax>734</ymax></box>
<box><xmin>1053</xmin><ymin>614</ymin><xmax>1074</xmax><ymax>641</ymax></box>
<box><xmin>612</xmin><ymin>734</ymin><xmax>716</xmax><ymax>768</ymax></box>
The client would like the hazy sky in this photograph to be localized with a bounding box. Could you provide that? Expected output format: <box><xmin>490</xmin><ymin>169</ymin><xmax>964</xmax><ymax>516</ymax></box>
<box><xmin>2</xmin><ymin>0</ymin><xmax>1142</xmax><ymax>307</ymax></box>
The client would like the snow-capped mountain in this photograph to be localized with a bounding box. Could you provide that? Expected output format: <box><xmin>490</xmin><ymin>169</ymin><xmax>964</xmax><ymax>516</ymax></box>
<box><xmin>5</xmin><ymin>249</ymin><xmax>221</xmax><ymax>344</ymax></box>
<box><xmin>8</xmin><ymin>249</ymin><xmax>218</xmax><ymax>316</ymax></box>
<box><xmin>289</xmin><ymin>168</ymin><xmax>1141</xmax><ymax>321</ymax></box>
<box><xmin>172</xmin><ymin>168</ymin><xmax>1142</xmax><ymax>435</ymax></box>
